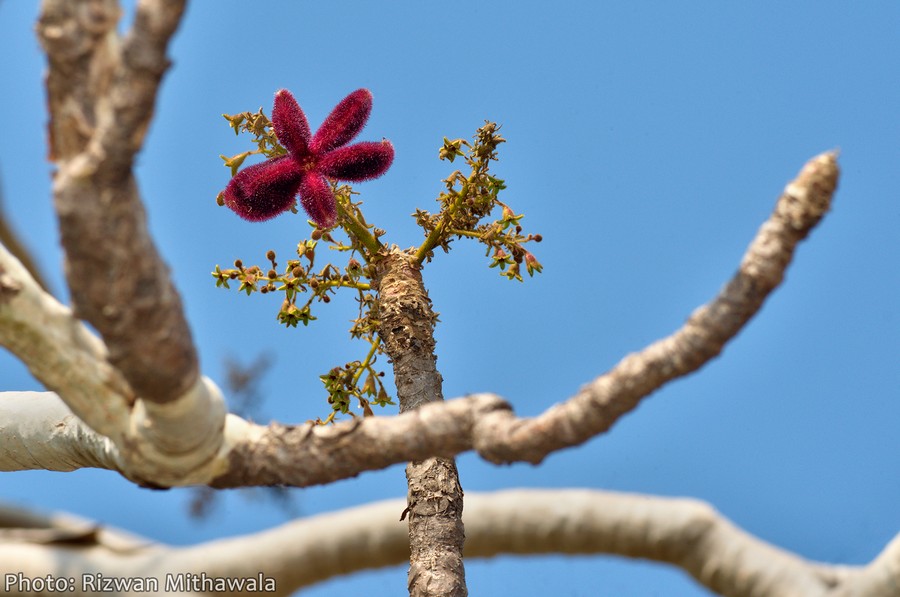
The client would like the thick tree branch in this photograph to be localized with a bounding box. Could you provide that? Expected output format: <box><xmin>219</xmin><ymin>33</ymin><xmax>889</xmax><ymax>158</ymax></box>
<box><xmin>0</xmin><ymin>239</ymin><xmax>133</xmax><ymax>441</ymax></box>
<box><xmin>477</xmin><ymin>151</ymin><xmax>840</xmax><ymax>464</ymax></box>
<box><xmin>0</xmin><ymin>388</ymin><xmax>504</xmax><ymax>483</ymax></box>
<box><xmin>37</xmin><ymin>0</ymin><xmax>198</xmax><ymax>404</ymax></box>
<box><xmin>0</xmin><ymin>240</ymin><xmax>225</xmax><ymax>487</ymax></box>
<box><xmin>3</xmin><ymin>490</ymin><xmax>894</xmax><ymax>596</ymax></box>
<box><xmin>0</xmin><ymin>392</ymin><xmax>123</xmax><ymax>473</ymax></box>
<box><xmin>1</xmin><ymin>154</ymin><xmax>839</xmax><ymax>491</ymax></box>
<box><xmin>0</xmin><ymin>382</ymin><xmax>227</xmax><ymax>489</ymax></box>
<box><xmin>374</xmin><ymin>247</ymin><xmax>467</xmax><ymax>597</ymax></box>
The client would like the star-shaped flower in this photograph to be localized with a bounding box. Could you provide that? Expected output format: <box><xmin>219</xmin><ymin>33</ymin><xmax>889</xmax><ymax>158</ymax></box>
<box><xmin>221</xmin><ymin>89</ymin><xmax>394</xmax><ymax>228</ymax></box>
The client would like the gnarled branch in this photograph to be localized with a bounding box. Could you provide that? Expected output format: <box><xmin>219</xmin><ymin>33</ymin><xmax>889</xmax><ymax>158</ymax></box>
<box><xmin>477</xmin><ymin>151</ymin><xmax>839</xmax><ymax>464</ymax></box>
<box><xmin>0</xmin><ymin>152</ymin><xmax>841</xmax><ymax>488</ymax></box>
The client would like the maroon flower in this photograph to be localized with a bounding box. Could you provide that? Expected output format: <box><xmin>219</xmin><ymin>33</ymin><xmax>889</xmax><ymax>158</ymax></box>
<box><xmin>222</xmin><ymin>89</ymin><xmax>394</xmax><ymax>228</ymax></box>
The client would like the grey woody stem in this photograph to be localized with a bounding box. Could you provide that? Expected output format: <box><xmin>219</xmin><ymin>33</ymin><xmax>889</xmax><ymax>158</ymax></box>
<box><xmin>375</xmin><ymin>247</ymin><xmax>468</xmax><ymax>597</ymax></box>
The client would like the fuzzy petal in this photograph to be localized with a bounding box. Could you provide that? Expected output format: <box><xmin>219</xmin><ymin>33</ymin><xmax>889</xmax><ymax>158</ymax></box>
<box><xmin>272</xmin><ymin>89</ymin><xmax>311</xmax><ymax>157</ymax></box>
<box><xmin>298</xmin><ymin>171</ymin><xmax>337</xmax><ymax>228</ymax></box>
<box><xmin>222</xmin><ymin>156</ymin><xmax>303</xmax><ymax>221</ymax></box>
<box><xmin>318</xmin><ymin>140</ymin><xmax>395</xmax><ymax>182</ymax></box>
<box><xmin>310</xmin><ymin>89</ymin><xmax>372</xmax><ymax>154</ymax></box>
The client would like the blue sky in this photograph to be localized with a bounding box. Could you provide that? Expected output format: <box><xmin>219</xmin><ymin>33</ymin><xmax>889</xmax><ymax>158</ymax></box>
<box><xmin>2</xmin><ymin>2</ymin><xmax>899</xmax><ymax>595</ymax></box>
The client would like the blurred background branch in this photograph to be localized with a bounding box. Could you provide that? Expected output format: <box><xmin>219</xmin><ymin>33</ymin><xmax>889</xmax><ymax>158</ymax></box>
<box><xmin>0</xmin><ymin>170</ymin><xmax>50</xmax><ymax>292</ymax></box>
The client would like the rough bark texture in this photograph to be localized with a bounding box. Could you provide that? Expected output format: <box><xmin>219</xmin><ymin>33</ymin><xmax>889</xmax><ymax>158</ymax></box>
<box><xmin>374</xmin><ymin>249</ymin><xmax>442</xmax><ymax>413</ymax></box>
<box><xmin>374</xmin><ymin>247</ymin><xmax>467</xmax><ymax>597</ymax></box>
<box><xmin>203</xmin><ymin>396</ymin><xmax>506</xmax><ymax>488</ymax></box>
<box><xmin>36</xmin><ymin>0</ymin><xmax>198</xmax><ymax>404</ymax></box>
<box><xmin>475</xmin><ymin>152</ymin><xmax>840</xmax><ymax>464</ymax></box>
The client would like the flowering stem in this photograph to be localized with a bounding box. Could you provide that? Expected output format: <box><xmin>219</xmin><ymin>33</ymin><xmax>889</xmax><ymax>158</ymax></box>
<box><xmin>321</xmin><ymin>280</ymin><xmax>371</xmax><ymax>291</ymax></box>
<box><xmin>352</xmin><ymin>336</ymin><xmax>381</xmax><ymax>387</ymax></box>
<box><xmin>446</xmin><ymin>228</ymin><xmax>483</xmax><ymax>239</ymax></box>
<box><xmin>413</xmin><ymin>185</ymin><xmax>468</xmax><ymax>265</ymax></box>
<box><xmin>336</xmin><ymin>198</ymin><xmax>381</xmax><ymax>257</ymax></box>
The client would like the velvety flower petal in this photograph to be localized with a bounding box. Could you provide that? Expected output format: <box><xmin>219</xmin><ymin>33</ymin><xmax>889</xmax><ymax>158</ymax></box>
<box><xmin>220</xmin><ymin>88</ymin><xmax>392</xmax><ymax>227</ymax></box>
<box><xmin>310</xmin><ymin>89</ymin><xmax>372</xmax><ymax>154</ymax></box>
<box><xmin>318</xmin><ymin>140</ymin><xmax>395</xmax><ymax>182</ymax></box>
<box><xmin>222</xmin><ymin>156</ymin><xmax>303</xmax><ymax>222</ymax></box>
<box><xmin>272</xmin><ymin>89</ymin><xmax>311</xmax><ymax>157</ymax></box>
<box><xmin>298</xmin><ymin>171</ymin><xmax>337</xmax><ymax>228</ymax></box>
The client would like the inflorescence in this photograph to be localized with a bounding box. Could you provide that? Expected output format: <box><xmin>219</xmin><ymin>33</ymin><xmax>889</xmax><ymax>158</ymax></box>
<box><xmin>214</xmin><ymin>90</ymin><xmax>541</xmax><ymax>421</ymax></box>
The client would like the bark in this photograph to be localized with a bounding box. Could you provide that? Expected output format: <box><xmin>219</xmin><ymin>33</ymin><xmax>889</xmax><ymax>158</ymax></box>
<box><xmin>374</xmin><ymin>247</ymin><xmax>467</xmax><ymax>597</ymax></box>
<box><xmin>4</xmin><ymin>490</ymin><xmax>897</xmax><ymax>596</ymax></box>
<box><xmin>1</xmin><ymin>0</ymin><xmax>223</xmax><ymax>489</ymax></box>
<box><xmin>36</xmin><ymin>0</ymin><xmax>198</xmax><ymax>404</ymax></box>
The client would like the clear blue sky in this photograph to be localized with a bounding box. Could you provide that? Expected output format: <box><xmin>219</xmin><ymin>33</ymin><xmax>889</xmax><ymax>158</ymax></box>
<box><xmin>2</xmin><ymin>2</ymin><xmax>899</xmax><ymax>595</ymax></box>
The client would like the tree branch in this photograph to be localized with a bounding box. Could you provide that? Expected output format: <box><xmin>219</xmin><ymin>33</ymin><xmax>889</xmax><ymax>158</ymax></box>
<box><xmin>0</xmin><ymin>239</ymin><xmax>133</xmax><ymax>441</ymax></box>
<box><xmin>37</xmin><ymin>0</ymin><xmax>198</xmax><ymax>404</ymax></box>
<box><xmin>477</xmin><ymin>151</ymin><xmax>840</xmax><ymax>464</ymax></box>
<box><xmin>212</xmin><ymin>151</ymin><xmax>843</xmax><ymax>486</ymax></box>
<box><xmin>0</xmin><ymin>392</ymin><xmax>123</xmax><ymax>473</ymax></box>
<box><xmin>1</xmin><ymin>153</ymin><xmax>839</xmax><ymax>492</ymax></box>
<box><xmin>374</xmin><ymin>247</ymin><xmax>467</xmax><ymax>596</ymax></box>
<box><xmin>0</xmin><ymin>239</ymin><xmax>226</xmax><ymax>487</ymax></box>
<box><xmin>3</xmin><ymin>490</ymin><xmax>893</xmax><ymax>596</ymax></box>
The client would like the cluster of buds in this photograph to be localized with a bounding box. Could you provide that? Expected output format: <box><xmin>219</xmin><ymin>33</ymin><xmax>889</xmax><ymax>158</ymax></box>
<box><xmin>489</xmin><ymin>230</ymin><xmax>544</xmax><ymax>280</ymax></box>
<box><xmin>413</xmin><ymin>121</ymin><xmax>543</xmax><ymax>279</ymax></box>
<box><xmin>212</xmin><ymin>240</ymin><xmax>386</xmax><ymax>417</ymax></box>
<box><xmin>212</xmin><ymin>240</ymin><xmax>377</xmax><ymax>322</ymax></box>
<box><xmin>316</xmin><ymin>357</ymin><xmax>394</xmax><ymax>425</ymax></box>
